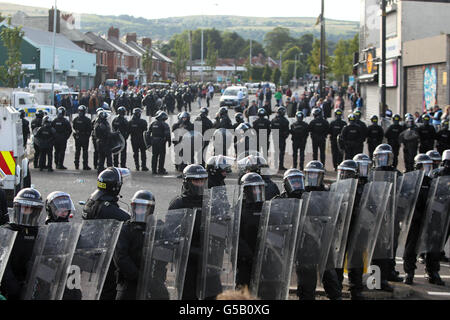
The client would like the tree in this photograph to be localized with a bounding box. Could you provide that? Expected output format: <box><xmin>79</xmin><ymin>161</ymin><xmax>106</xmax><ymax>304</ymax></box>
<box><xmin>297</xmin><ymin>33</ymin><xmax>314</xmax><ymax>56</ymax></box>
<box><xmin>272</xmin><ymin>68</ymin><xmax>281</xmax><ymax>85</ymax></box>
<box><xmin>249</xmin><ymin>66</ymin><xmax>264</xmax><ymax>82</ymax></box>
<box><xmin>142</xmin><ymin>44</ymin><xmax>153</xmax><ymax>83</ymax></box>
<box><xmin>240</xmin><ymin>39</ymin><xmax>265</xmax><ymax>60</ymax></box>
<box><xmin>0</xmin><ymin>18</ymin><xmax>25</xmax><ymax>88</ymax></box>
<box><xmin>262</xmin><ymin>64</ymin><xmax>272</xmax><ymax>82</ymax></box>
<box><xmin>206</xmin><ymin>36</ymin><xmax>218</xmax><ymax>75</ymax></box>
<box><xmin>282</xmin><ymin>46</ymin><xmax>302</xmax><ymax>61</ymax></box>
<box><xmin>331</xmin><ymin>39</ymin><xmax>349</xmax><ymax>82</ymax></box>
<box><xmin>308</xmin><ymin>38</ymin><xmax>331</xmax><ymax>76</ymax></box>
<box><xmin>281</xmin><ymin>60</ymin><xmax>295</xmax><ymax>85</ymax></box>
<box><xmin>264</xmin><ymin>27</ymin><xmax>295</xmax><ymax>57</ymax></box>
<box><xmin>173</xmin><ymin>35</ymin><xmax>189</xmax><ymax>82</ymax></box>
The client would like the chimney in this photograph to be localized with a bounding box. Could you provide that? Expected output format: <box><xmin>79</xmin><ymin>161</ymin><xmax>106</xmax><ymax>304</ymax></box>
<box><xmin>142</xmin><ymin>37</ymin><xmax>152</xmax><ymax>49</ymax></box>
<box><xmin>48</xmin><ymin>7</ymin><xmax>60</xmax><ymax>33</ymax></box>
<box><xmin>108</xmin><ymin>26</ymin><xmax>119</xmax><ymax>40</ymax></box>
<box><xmin>126</xmin><ymin>33</ymin><xmax>137</xmax><ymax>44</ymax></box>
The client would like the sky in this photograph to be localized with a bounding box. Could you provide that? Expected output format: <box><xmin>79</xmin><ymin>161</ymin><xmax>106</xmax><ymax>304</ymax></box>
<box><xmin>5</xmin><ymin>0</ymin><xmax>361</xmax><ymax>21</ymax></box>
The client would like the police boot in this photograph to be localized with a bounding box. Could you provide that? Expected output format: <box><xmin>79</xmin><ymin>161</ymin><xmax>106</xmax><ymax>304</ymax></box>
<box><xmin>83</xmin><ymin>165</ymin><xmax>91</xmax><ymax>171</ymax></box>
<box><xmin>404</xmin><ymin>273</ymin><xmax>414</xmax><ymax>285</ymax></box>
<box><xmin>379</xmin><ymin>280</ymin><xmax>394</xmax><ymax>292</ymax></box>
<box><xmin>388</xmin><ymin>270</ymin><xmax>403</xmax><ymax>282</ymax></box>
<box><xmin>142</xmin><ymin>166</ymin><xmax>149</xmax><ymax>172</ymax></box>
<box><xmin>350</xmin><ymin>290</ymin><xmax>365</xmax><ymax>300</ymax></box>
<box><xmin>426</xmin><ymin>271</ymin><xmax>445</xmax><ymax>286</ymax></box>
<box><xmin>75</xmin><ymin>163</ymin><xmax>79</xmax><ymax>170</ymax></box>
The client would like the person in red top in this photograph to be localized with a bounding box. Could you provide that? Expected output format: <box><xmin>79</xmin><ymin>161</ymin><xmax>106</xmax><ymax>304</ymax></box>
<box><xmin>286</xmin><ymin>87</ymin><xmax>292</xmax><ymax>98</ymax></box>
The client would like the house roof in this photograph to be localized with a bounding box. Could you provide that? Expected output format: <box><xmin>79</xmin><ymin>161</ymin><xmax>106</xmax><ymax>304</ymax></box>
<box><xmin>84</xmin><ymin>32</ymin><xmax>116</xmax><ymax>52</ymax></box>
<box><xmin>62</xmin><ymin>28</ymin><xmax>95</xmax><ymax>45</ymax></box>
<box><xmin>103</xmin><ymin>38</ymin><xmax>130</xmax><ymax>55</ymax></box>
<box><xmin>107</xmin><ymin>37</ymin><xmax>139</xmax><ymax>57</ymax></box>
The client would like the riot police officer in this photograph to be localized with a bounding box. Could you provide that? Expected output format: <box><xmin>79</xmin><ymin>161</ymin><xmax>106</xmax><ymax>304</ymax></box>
<box><xmin>271</xmin><ymin>106</ymin><xmax>290</xmax><ymax>171</ymax></box>
<box><xmin>399</xmin><ymin>115</ymin><xmax>420</xmax><ymax>172</ymax></box>
<box><xmin>236</xmin><ymin>172</ymin><xmax>266</xmax><ymax>288</ymax></box>
<box><xmin>434</xmin><ymin>149</ymin><xmax>450</xmax><ymax>177</ymax></box>
<box><xmin>51</xmin><ymin>107</ymin><xmax>72</xmax><ymax>170</ymax></box>
<box><xmin>94</xmin><ymin>110</ymin><xmax>113</xmax><ymax>174</ymax></box>
<box><xmin>436</xmin><ymin>119</ymin><xmax>450</xmax><ymax>155</ymax></box>
<box><xmin>340</xmin><ymin>114</ymin><xmax>365</xmax><ymax>160</ymax></box>
<box><xmin>214</xmin><ymin>107</ymin><xmax>233</xmax><ymax>129</ymax></box>
<box><xmin>195</xmin><ymin>107</ymin><xmax>213</xmax><ymax>167</ymax></box>
<box><xmin>366</xmin><ymin>115</ymin><xmax>384</xmax><ymax>159</ymax></box>
<box><xmin>402</xmin><ymin>154</ymin><xmax>444</xmax><ymax>286</ymax></box>
<box><xmin>112</xmin><ymin>107</ymin><xmax>130</xmax><ymax>168</ymax></box>
<box><xmin>168</xmin><ymin>164</ymin><xmax>208</xmax><ymax>299</ymax></box>
<box><xmin>233</xmin><ymin>112</ymin><xmax>245</xmax><ymax>130</ymax></box>
<box><xmin>291</xmin><ymin>111</ymin><xmax>309</xmax><ymax>170</ymax></box>
<box><xmin>182</xmin><ymin>88</ymin><xmax>192</xmax><ymax>112</ymax></box>
<box><xmin>148</xmin><ymin>111</ymin><xmax>171</xmax><ymax>175</ymax></box>
<box><xmin>72</xmin><ymin>105</ymin><xmax>92</xmax><ymax>170</ymax></box>
<box><xmin>296</xmin><ymin>160</ymin><xmax>342</xmax><ymax>300</ymax></box>
<box><xmin>113</xmin><ymin>190</ymin><xmax>159</xmax><ymax>300</ymax></box>
<box><xmin>371</xmin><ymin>144</ymin><xmax>403</xmax><ymax>290</ymax></box>
<box><xmin>308</xmin><ymin>108</ymin><xmax>330</xmax><ymax>166</ymax></box>
<box><xmin>277</xmin><ymin>169</ymin><xmax>305</xmax><ymax>199</ymax></box>
<box><xmin>31</xmin><ymin>110</ymin><xmax>45</xmax><ymax>168</ymax></box>
<box><xmin>427</xmin><ymin>150</ymin><xmax>442</xmax><ymax>172</ymax></box>
<box><xmin>252</xmin><ymin>108</ymin><xmax>271</xmax><ymax>155</ymax></box>
<box><xmin>328</xmin><ymin>109</ymin><xmax>346</xmax><ymax>171</ymax></box>
<box><xmin>129</xmin><ymin>108</ymin><xmax>148</xmax><ymax>171</ymax></box>
<box><xmin>384</xmin><ymin>114</ymin><xmax>404</xmax><ymax>168</ymax></box>
<box><xmin>353</xmin><ymin>110</ymin><xmax>368</xmax><ymax>144</ymax></box>
<box><xmin>35</xmin><ymin>116</ymin><xmax>56</xmax><ymax>172</ymax></box>
<box><xmin>417</xmin><ymin>114</ymin><xmax>436</xmax><ymax>153</ymax></box>
<box><xmin>0</xmin><ymin>188</ymin><xmax>44</xmax><ymax>300</ymax></box>
<box><xmin>83</xmin><ymin>167</ymin><xmax>131</xmax><ymax>300</ymax></box>
<box><xmin>206</xmin><ymin>155</ymin><xmax>233</xmax><ymax>189</ymax></box>
<box><xmin>18</xmin><ymin>109</ymin><xmax>30</xmax><ymax>149</ymax></box>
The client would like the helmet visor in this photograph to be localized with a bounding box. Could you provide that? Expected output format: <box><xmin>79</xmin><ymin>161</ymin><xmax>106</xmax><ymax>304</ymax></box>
<box><xmin>49</xmin><ymin>195</ymin><xmax>75</xmax><ymax>220</ymax></box>
<box><xmin>421</xmin><ymin>163</ymin><xmax>434</xmax><ymax>177</ymax></box>
<box><xmin>337</xmin><ymin>169</ymin><xmax>356</xmax><ymax>181</ymax></box>
<box><xmin>285</xmin><ymin>176</ymin><xmax>305</xmax><ymax>194</ymax></box>
<box><xmin>131</xmin><ymin>199</ymin><xmax>155</xmax><ymax>223</ymax></box>
<box><xmin>189</xmin><ymin>178</ymin><xmax>207</xmax><ymax>196</ymax></box>
<box><xmin>244</xmin><ymin>185</ymin><xmax>265</xmax><ymax>203</ymax></box>
<box><xmin>356</xmin><ymin>161</ymin><xmax>371</xmax><ymax>178</ymax></box>
<box><xmin>374</xmin><ymin>152</ymin><xmax>393</xmax><ymax>167</ymax></box>
<box><xmin>12</xmin><ymin>200</ymin><xmax>44</xmax><ymax>226</ymax></box>
<box><xmin>305</xmin><ymin>171</ymin><xmax>324</xmax><ymax>187</ymax></box>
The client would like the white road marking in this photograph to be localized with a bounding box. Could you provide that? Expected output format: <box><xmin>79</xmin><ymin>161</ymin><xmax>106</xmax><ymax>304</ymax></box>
<box><xmin>427</xmin><ymin>292</ymin><xmax>450</xmax><ymax>296</ymax></box>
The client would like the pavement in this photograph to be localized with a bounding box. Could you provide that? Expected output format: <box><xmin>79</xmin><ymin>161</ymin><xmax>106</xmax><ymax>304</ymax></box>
<box><xmin>25</xmin><ymin>90</ymin><xmax>450</xmax><ymax>300</ymax></box>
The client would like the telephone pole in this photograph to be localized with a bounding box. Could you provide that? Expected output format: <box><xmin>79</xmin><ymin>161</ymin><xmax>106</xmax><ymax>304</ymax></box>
<box><xmin>381</xmin><ymin>0</ymin><xmax>387</xmax><ymax>113</ymax></box>
<box><xmin>189</xmin><ymin>30</ymin><xmax>193</xmax><ymax>83</ymax></box>
<box><xmin>319</xmin><ymin>0</ymin><xmax>325</xmax><ymax>99</ymax></box>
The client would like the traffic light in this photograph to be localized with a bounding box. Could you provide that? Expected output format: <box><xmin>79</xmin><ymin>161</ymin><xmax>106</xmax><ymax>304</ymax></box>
<box><xmin>237</xmin><ymin>74</ymin><xmax>241</xmax><ymax>82</ymax></box>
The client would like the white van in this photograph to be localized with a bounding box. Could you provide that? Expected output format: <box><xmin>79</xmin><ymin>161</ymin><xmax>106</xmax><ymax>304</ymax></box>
<box><xmin>219</xmin><ymin>86</ymin><xmax>249</xmax><ymax>109</ymax></box>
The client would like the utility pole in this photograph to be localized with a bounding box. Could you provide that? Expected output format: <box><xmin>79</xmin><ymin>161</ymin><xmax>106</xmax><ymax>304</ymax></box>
<box><xmin>279</xmin><ymin>51</ymin><xmax>282</xmax><ymax>87</ymax></box>
<box><xmin>319</xmin><ymin>0</ymin><xmax>325</xmax><ymax>99</ymax></box>
<box><xmin>294</xmin><ymin>54</ymin><xmax>297</xmax><ymax>88</ymax></box>
<box><xmin>201</xmin><ymin>29</ymin><xmax>204</xmax><ymax>82</ymax></box>
<box><xmin>249</xmin><ymin>39</ymin><xmax>252</xmax><ymax>66</ymax></box>
<box><xmin>51</xmin><ymin>1</ymin><xmax>57</xmax><ymax>106</ymax></box>
<box><xmin>381</xmin><ymin>0</ymin><xmax>387</xmax><ymax>113</ymax></box>
<box><xmin>189</xmin><ymin>30</ymin><xmax>192</xmax><ymax>83</ymax></box>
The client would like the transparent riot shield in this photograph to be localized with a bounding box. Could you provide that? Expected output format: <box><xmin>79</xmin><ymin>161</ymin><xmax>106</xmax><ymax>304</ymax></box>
<box><xmin>345</xmin><ymin>181</ymin><xmax>392</xmax><ymax>269</ymax></box>
<box><xmin>329</xmin><ymin>178</ymin><xmax>358</xmax><ymax>268</ymax></box>
<box><xmin>396</xmin><ymin>170</ymin><xmax>425</xmax><ymax>253</ymax></box>
<box><xmin>143</xmin><ymin>130</ymin><xmax>153</xmax><ymax>150</ymax></box>
<box><xmin>0</xmin><ymin>227</ymin><xmax>17</xmax><ymax>282</ymax></box>
<box><xmin>22</xmin><ymin>222</ymin><xmax>82</xmax><ymax>300</ymax></box>
<box><xmin>70</xmin><ymin>219</ymin><xmax>123</xmax><ymax>300</ymax></box>
<box><xmin>137</xmin><ymin>209</ymin><xmax>196</xmax><ymax>300</ymax></box>
<box><xmin>295</xmin><ymin>191</ymin><xmax>343</xmax><ymax>282</ymax></box>
<box><xmin>197</xmin><ymin>185</ymin><xmax>241</xmax><ymax>300</ymax></box>
<box><xmin>417</xmin><ymin>176</ymin><xmax>450</xmax><ymax>254</ymax></box>
<box><xmin>109</xmin><ymin>132</ymin><xmax>125</xmax><ymax>155</ymax></box>
<box><xmin>369</xmin><ymin>171</ymin><xmax>397</xmax><ymax>260</ymax></box>
<box><xmin>250</xmin><ymin>198</ymin><xmax>303</xmax><ymax>300</ymax></box>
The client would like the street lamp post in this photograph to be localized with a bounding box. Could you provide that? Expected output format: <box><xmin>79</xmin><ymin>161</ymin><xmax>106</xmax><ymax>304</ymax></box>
<box><xmin>201</xmin><ymin>29</ymin><xmax>204</xmax><ymax>83</ymax></box>
<box><xmin>51</xmin><ymin>1</ymin><xmax>57</xmax><ymax>106</ymax></box>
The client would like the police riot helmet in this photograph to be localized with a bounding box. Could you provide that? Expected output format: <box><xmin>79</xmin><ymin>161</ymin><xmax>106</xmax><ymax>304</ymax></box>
<box><xmin>78</xmin><ymin>105</ymin><xmax>87</xmax><ymax>116</ymax></box>
<box><xmin>219</xmin><ymin>107</ymin><xmax>228</xmax><ymax>117</ymax></box>
<box><xmin>353</xmin><ymin>153</ymin><xmax>372</xmax><ymax>178</ymax></box>
<box><xmin>117</xmin><ymin>106</ymin><xmax>127</xmax><ymax>116</ymax></box>
<box><xmin>200</xmin><ymin>107</ymin><xmax>209</xmax><ymax>117</ymax></box>
<box><xmin>257</xmin><ymin>108</ymin><xmax>266</xmax><ymax>118</ymax></box>
<box><xmin>36</xmin><ymin>109</ymin><xmax>45</xmax><ymax>118</ymax></box>
<box><xmin>12</xmin><ymin>187</ymin><xmax>44</xmax><ymax>227</ymax></box>
<box><xmin>235</xmin><ymin>112</ymin><xmax>244</xmax><ymax>124</ymax></box>
<box><xmin>335</xmin><ymin>108</ymin><xmax>343</xmax><ymax>119</ymax></box>
<box><xmin>155</xmin><ymin>110</ymin><xmax>168</xmax><ymax>121</ymax></box>
<box><xmin>19</xmin><ymin>109</ymin><xmax>26</xmax><ymax>119</ymax></box>
<box><xmin>277</xmin><ymin>106</ymin><xmax>286</xmax><ymax>117</ymax></box>
<box><xmin>370</xmin><ymin>115</ymin><xmax>378</xmax><ymax>124</ymax></box>
<box><xmin>240</xmin><ymin>172</ymin><xmax>265</xmax><ymax>204</ymax></box>
<box><xmin>312</xmin><ymin>108</ymin><xmax>322</xmax><ymax>118</ymax></box>
<box><xmin>337</xmin><ymin>160</ymin><xmax>358</xmax><ymax>181</ymax></box>
<box><xmin>182</xmin><ymin>164</ymin><xmax>208</xmax><ymax>197</ymax></box>
<box><xmin>42</xmin><ymin>115</ymin><xmax>51</xmax><ymax>126</ymax></box>
<box><xmin>206</xmin><ymin>155</ymin><xmax>234</xmax><ymax>176</ymax></box>
<box><xmin>130</xmin><ymin>190</ymin><xmax>155</xmax><ymax>223</ymax></box>
<box><xmin>283</xmin><ymin>169</ymin><xmax>305</xmax><ymax>196</ymax></box>
<box><xmin>392</xmin><ymin>114</ymin><xmax>401</xmax><ymax>124</ymax></box>
<box><xmin>405</xmin><ymin>115</ymin><xmax>415</xmax><ymax>128</ymax></box>
<box><xmin>180</xmin><ymin>111</ymin><xmax>190</xmax><ymax>123</ymax></box>
<box><xmin>353</xmin><ymin>109</ymin><xmax>362</xmax><ymax>120</ymax></box>
<box><xmin>426</xmin><ymin>150</ymin><xmax>441</xmax><ymax>169</ymax></box>
<box><xmin>97</xmin><ymin>167</ymin><xmax>130</xmax><ymax>197</ymax></box>
<box><xmin>57</xmin><ymin>106</ymin><xmax>66</xmax><ymax>118</ymax></box>
<box><xmin>373</xmin><ymin>144</ymin><xmax>394</xmax><ymax>168</ymax></box>
<box><xmin>422</xmin><ymin>114</ymin><xmax>431</xmax><ymax>125</ymax></box>
<box><xmin>45</xmin><ymin>191</ymin><xmax>75</xmax><ymax>223</ymax></box>
<box><xmin>348</xmin><ymin>113</ymin><xmax>356</xmax><ymax>123</ymax></box>
<box><xmin>237</xmin><ymin>154</ymin><xmax>268</xmax><ymax>175</ymax></box>
<box><xmin>102</xmin><ymin>102</ymin><xmax>109</xmax><ymax>110</ymax></box>
<box><xmin>296</xmin><ymin>111</ymin><xmax>304</xmax><ymax>122</ymax></box>
<box><xmin>414</xmin><ymin>154</ymin><xmax>433</xmax><ymax>177</ymax></box>
<box><xmin>97</xmin><ymin>110</ymin><xmax>108</xmax><ymax>120</ymax></box>
<box><xmin>442</xmin><ymin>150</ymin><xmax>450</xmax><ymax>168</ymax></box>
<box><xmin>133</xmin><ymin>108</ymin><xmax>142</xmax><ymax>118</ymax></box>
<box><xmin>304</xmin><ymin>161</ymin><xmax>325</xmax><ymax>187</ymax></box>
<box><xmin>404</xmin><ymin>113</ymin><xmax>413</xmax><ymax>120</ymax></box>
